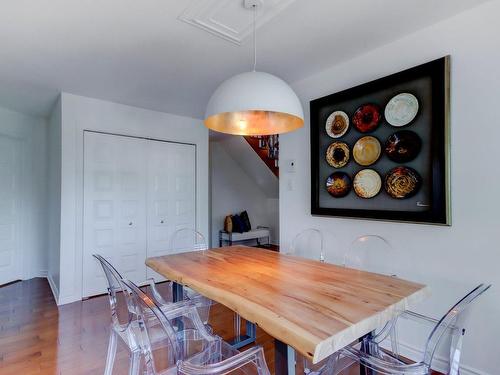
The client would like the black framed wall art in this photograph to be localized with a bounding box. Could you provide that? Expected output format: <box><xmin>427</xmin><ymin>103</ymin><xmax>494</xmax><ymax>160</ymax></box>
<box><xmin>310</xmin><ymin>56</ymin><xmax>450</xmax><ymax>225</ymax></box>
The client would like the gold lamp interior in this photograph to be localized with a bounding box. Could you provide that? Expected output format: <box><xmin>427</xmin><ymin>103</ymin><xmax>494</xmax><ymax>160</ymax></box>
<box><xmin>204</xmin><ymin>110</ymin><xmax>304</xmax><ymax>136</ymax></box>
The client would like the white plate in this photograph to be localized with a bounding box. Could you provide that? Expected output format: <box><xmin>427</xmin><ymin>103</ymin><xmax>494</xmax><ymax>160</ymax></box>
<box><xmin>353</xmin><ymin>169</ymin><xmax>382</xmax><ymax>199</ymax></box>
<box><xmin>384</xmin><ymin>93</ymin><xmax>419</xmax><ymax>127</ymax></box>
<box><xmin>325</xmin><ymin>111</ymin><xmax>349</xmax><ymax>138</ymax></box>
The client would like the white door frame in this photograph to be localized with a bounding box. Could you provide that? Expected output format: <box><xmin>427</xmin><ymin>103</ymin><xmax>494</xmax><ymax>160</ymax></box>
<box><xmin>0</xmin><ymin>134</ymin><xmax>24</xmax><ymax>285</ymax></box>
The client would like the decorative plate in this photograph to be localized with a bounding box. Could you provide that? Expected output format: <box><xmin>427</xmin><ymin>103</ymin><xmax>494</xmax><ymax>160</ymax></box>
<box><xmin>384</xmin><ymin>166</ymin><xmax>422</xmax><ymax>199</ymax></box>
<box><xmin>385</xmin><ymin>130</ymin><xmax>422</xmax><ymax>163</ymax></box>
<box><xmin>326</xmin><ymin>142</ymin><xmax>350</xmax><ymax>168</ymax></box>
<box><xmin>353</xmin><ymin>169</ymin><xmax>382</xmax><ymax>199</ymax></box>
<box><xmin>326</xmin><ymin>172</ymin><xmax>351</xmax><ymax>198</ymax></box>
<box><xmin>353</xmin><ymin>136</ymin><xmax>381</xmax><ymax>166</ymax></box>
<box><xmin>384</xmin><ymin>93</ymin><xmax>419</xmax><ymax>127</ymax></box>
<box><xmin>325</xmin><ymin>111</ymin><xmax>349</xmax><ymax>138</ymax></box>
<box><xmin>352</xmin><ymin>104</ymin><xmax>381</xmax><ymax>133</ymax></box>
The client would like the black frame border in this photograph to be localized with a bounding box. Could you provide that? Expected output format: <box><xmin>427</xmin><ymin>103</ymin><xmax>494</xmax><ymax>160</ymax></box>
<box><xmin>310</xmin><ymin>56</ymin><xmax>451</xmax><ymax>225</ymax></box>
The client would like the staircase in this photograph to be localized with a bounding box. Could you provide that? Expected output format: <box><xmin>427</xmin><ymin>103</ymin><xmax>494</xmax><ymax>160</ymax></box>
<box><xmin>243</xmin><ymin>135</ymin><xmax>279</xmax><ymax>178</ymax></box>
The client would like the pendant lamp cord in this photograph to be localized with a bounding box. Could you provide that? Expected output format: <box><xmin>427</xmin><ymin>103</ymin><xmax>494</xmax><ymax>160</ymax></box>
<box><xmin>252</xmin><ymin>4</ymin><xmax>257</xmax><ymax>72</ymax></box>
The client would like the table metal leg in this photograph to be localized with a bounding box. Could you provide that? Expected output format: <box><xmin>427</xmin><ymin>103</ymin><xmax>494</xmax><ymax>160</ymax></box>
<box><xmin>287</xmin><ymin>345</ymin><xmax>296</xmax><ymax>375</ymax></box>
<box><xmin>173</xmin><ymin>282</ymin><xmax>184</xmax><ymax>303</ymax></box>
<box><xmin>228</xmin><ymin>318</ymin><xmax>257</xmax><ymax>349</ymax></box>
<box><xmin>274</xmin><ymin>340</ymin><xmax>295</xmax><ymax>375</ymax></box>
<box><xmin>359</xmin><ymin>332</ymin><xmax>374</xmax><ymax>375</ymax></box>
<box><xmin>173</xmin><ymin>281</ymin><xmax>257</xmax><ymax>350</ymax></box>
<box><xmin>172</xmin><ymin>282</ymin><xmax>185</xmax><ymax>331</ymax></box>
<box><xmin>274</xmin><ymin>339</ymin><xmax>289</xmax><ymax>375</ymax></box>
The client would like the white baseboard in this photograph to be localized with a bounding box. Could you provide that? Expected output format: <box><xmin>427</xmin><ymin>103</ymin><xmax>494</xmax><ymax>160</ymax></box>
<box><xmin>57</xmin><ymin>294</ymin><xmax>81</xmax><ymax>306</ymax></box>
<box><xmin>38</xmin><ymin>270</ymin><xmax>48</xmax><ymax>277</ymax></box>
<box><xmin>46</xmin><ymin>274</ymin><xmax>59</xmax><ymax>304</ymax></box>
<box><xmin>381</xmin><ymin>340</ymin><xmax>489</xmax><ymax>375</ymax></box>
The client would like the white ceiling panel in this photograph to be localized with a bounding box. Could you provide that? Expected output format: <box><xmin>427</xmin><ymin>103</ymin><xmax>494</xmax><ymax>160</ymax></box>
<box><xmin>0</xmin><ymin>0</ymin><xmax>491</xmax><ymax>118</ymax></box>
<box><xmin>178</xmin><ymin>0</ymin><xmax>298</xmax><ymax>45</ymax></box>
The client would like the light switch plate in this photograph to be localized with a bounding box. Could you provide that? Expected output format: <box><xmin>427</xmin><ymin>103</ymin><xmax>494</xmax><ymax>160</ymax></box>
<box><xmin>285</xmin><ymin>159</ymin><xmax>296</xmax><ymax>173</ymax></box>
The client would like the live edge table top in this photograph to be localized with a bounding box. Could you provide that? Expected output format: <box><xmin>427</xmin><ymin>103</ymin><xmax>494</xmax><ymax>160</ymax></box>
<box><xmin>146</xmin><ymin>246</ymin><xmax>428</xmax><ymax>364</ymax></box>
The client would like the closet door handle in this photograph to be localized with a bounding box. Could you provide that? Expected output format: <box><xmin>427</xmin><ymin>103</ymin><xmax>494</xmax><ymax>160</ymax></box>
<box><xmin>160</xmin><ymin>220</ymin><xmax>165</xmax><ymax>224</ymax></box>
<box><xmin>128</xmin><ymin>222</ymin><xmax>133</xmax><ymax>226</ymax></box>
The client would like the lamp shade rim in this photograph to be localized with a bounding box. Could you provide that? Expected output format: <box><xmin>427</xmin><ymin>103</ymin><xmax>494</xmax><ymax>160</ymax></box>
<box><xmin>204</xmin><ymin>109</ymin><xmax>304</xmax><ymax>136</ymax></box>
<box><xmin>205</xmin><ymin>71</ymin><xmax>304</xmax><ymax>122</ymax></box>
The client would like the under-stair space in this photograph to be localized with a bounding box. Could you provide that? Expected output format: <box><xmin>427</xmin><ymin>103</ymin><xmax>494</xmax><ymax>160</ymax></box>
<box><xmin>243</xmin><ymin>135</ymin><xmax>280</xmax><ymax>177</ymax></box>
<box><xmin>210</xmin><ymin>135</ymin><xmax>279</xmax><ymax>248</ymax></box>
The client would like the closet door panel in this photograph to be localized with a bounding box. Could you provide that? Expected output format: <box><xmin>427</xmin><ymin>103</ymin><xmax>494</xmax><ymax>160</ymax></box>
<box><xmin>169</xmin><ymin>142</ymin><xmax>196</xmax><ymax>233</ymax></box>
<box><xmin>146</xmin><ymin>141</ymin><xmax>196</xmax><ymax>280</ymax></box>
<box><xmin>83</xmin><ymin>132</ymin><xmax>148</xmax><ymax>297</ymax></box>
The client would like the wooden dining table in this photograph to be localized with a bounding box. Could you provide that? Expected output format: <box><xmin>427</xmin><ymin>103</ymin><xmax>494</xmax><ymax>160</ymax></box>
<box><xmin>146</xmin><ymin>246</ymin><xmax>428</xmax><ymax>375</ymax></box>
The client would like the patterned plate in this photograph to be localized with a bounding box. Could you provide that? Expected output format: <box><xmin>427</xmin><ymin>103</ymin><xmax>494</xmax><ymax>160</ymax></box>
<box><xmin>385</xmin><ymin>93</ymin><xmax>419</xmax><ymax>127</ymax></box>
<box><xmin>353</xmin><ymin>136</ymin><xmax>381</xmax><ymax>166</ymax></box>
<box><xmin>353</xmin><ymin>169</ymin><xmax>382</xmax><ymax>199</ymax></box>
<box><xmin>326</xmin><ymin>111</ymin><xmax>349</xmax><ymax>138</ymax></box>
<box><xmin>352</xmin><ymin>104</ymin><xmax>381</xmax><ymax>133</ymax></box>
<box><xmin>385</xmin><ymin>130</ymin><xmax>422</xmax><ymax>163</ymax></box>
<box><xmin>326</xmin><ymin>142</ymin><xmax>350</xmax><ymax>168</ymax></box>
<box><xmin>326</xmin><ymin>172</ymin><xmax>351</xmax><ymax>198</ymax></box>
<box><xmin>384</xmin><ymin>166</ymin><xmax>422</xmax><ymax>199</ymax></box>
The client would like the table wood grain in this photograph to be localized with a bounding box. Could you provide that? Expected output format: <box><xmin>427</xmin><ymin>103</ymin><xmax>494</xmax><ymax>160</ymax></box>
<box><xmin>146</xmin><ymin>246</ymin><xmax>428</xmax><ymax>363</ymax></box>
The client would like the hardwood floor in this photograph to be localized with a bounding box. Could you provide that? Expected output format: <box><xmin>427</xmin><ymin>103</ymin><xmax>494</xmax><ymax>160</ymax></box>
<box><xmin>0</xmin><ymin>278</ymin><xmax>277</xmax><ymax>374</ymax></box>
<box><xmin>0</xmin><ymin>278</ymin><xmax>426</xmax><ymax>375</ymax></box>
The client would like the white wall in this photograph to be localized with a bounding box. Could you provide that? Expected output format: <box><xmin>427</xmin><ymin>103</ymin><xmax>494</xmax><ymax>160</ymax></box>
<box><xmin>219</xmin><ymin>137</ymin><xmax>279</xmax><ymax>199</ymax></box>
<box><xmin>56</xmin><ymin>93</ymin><xmax>209</xmax><ymax>305</ymax></box>
<box><xmin>210</xmin><ymin>140</ymin><xmax>279</xmax><ymax>247</ymax></box>
<box><xmin>280</xmin><ymin>2</ymin><xmax>500</xmax><ymax>374</ymax></box>
<box><xmin>47</xmin><ymin>97</ymin><xmax>62</xmax><ymax>299</ymax></box>
<box><xmin>0</xmin><ymin>106</ymin><xmax>48</xmax><ymax>280</ymax></box>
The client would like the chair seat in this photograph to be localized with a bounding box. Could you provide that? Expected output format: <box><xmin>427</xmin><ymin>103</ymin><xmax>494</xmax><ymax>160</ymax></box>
<box><xmin>155</xmin><ymin>339</ymin><xmax>239</xmax><ymax>375</ymax></box>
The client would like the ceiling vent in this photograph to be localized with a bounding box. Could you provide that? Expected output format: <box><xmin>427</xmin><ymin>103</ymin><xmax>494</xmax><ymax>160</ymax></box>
<box><xmin>178</xmin><ymin>0</ymin><xmax>297</xmax><ymax>45</ymax></box>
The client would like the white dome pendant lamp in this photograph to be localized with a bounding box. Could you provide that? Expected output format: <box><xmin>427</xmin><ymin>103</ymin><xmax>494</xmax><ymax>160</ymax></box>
<box><xmin>204</xmin><ymin>0</ymin><xmax>304</xmax><ymax>136</ymax></box>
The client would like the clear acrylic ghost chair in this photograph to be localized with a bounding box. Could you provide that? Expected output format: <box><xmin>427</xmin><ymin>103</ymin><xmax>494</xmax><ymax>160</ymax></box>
<box><xmin>122</xmin><ymin>279</ymin><xmax>271</xmax><ymax>375</ymax></box>
<box><xmin>287</xmin><ymin>229</ymin><xmax>335</xmax><ymax>374</ymax></box>
<box><xmin>288</xmin><ymin>228</ymin><xmax>325</xmax><ymax>262</ymax></box>
<box><xmin>344</xmin><ymin>235</ymin><xmax>397</xmax><ymax>276</ymax></box>
<box><xmin>342</xmin><ymin>235</ymin><xmax>404</xmax><ymax>357</ymax></box>
<box><xmin>94</xmin><ymin>254</ymin><xmax>173</xmax><ymax>375</ymax></box>
<box><xmin>121</xmin><ymin>278</ymin><xmax>217</xmax><ymax>373</ymax></box>
<box><xmin>169</xmin><ymin>226</ymin><xmax>251</xmax><ymax>347</ymax></box>
<box><xmin>338</xmin><ymin>283</ymin><xmax>491</xmax><ymax>375</ymax></box>
<box><xmin>170</xmin><ymin>228</ymin><xmax>214</xmax><ymax>325</ymax></box>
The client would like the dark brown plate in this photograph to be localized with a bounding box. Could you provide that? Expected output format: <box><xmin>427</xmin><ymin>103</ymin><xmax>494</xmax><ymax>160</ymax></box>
<box><xmin>384</xmin><ymin>166</ymin><xmax>422</xmax><ymax>199</ymax></box>
<box><xmin>352</xmin><ymin>104</ymin><xmax>381</xmax><ymax>133</ymax></box>
<box><xmin>326</xmin><ymin>172</ymin><xmax>351</xmax><ymax>198</ymax></box>
<box><xmin>385</xmin><ymin>130</ymin><xmax>422</xmax><ymax>163</ymax></box>
<box><xmin>326</xmin><ymin>142</ymin><xmax>350</xmax><ymax>168</ymax></box>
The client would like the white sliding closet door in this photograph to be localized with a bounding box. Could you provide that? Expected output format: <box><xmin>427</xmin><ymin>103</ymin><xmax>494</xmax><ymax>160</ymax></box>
<box><xmin>146</xmin><ymin>141</ymin><xmax>196</xmax><ymax>280</ymax></box>
<box><xmin>83</xmin><ymin>132</ymin><xmax>148</xmax><ymax>297</ymax></box>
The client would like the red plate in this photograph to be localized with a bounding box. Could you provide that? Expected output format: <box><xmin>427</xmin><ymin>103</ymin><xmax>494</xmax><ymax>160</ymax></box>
<box><xmin>352</xmin><ymin>104</ymin><xmax>381</xmax><ymax>133</ymax></box>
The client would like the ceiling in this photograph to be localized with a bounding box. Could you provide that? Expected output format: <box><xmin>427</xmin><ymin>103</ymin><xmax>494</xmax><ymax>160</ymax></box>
<box><xmin>0</xmin><ymin>0</ymin><xmax>489</xmax><ymax>118</ymax></box>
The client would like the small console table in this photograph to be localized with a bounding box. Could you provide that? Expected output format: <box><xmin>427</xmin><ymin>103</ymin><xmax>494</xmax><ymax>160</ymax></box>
<box><xmin>219</xmin><ymin>226</ymin><xmax>270</xmax><ymax>247</ymax></box>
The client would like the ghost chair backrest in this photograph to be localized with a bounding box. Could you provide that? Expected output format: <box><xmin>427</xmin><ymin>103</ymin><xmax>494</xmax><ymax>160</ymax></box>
<box><xmin>289</xmin><ymin>228</ymin><xmax>324</xmax><ymax>262</ymax></box>
<box><xmin>344</xmin><ymin>235</ymin><xmax>399</xmax><ymax>277</ymax></box>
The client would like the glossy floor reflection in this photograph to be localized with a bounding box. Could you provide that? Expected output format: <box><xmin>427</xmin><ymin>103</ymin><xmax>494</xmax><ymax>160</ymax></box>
<box><xmin>0</xmin><ymin>278</ymin><xmax>374</xmax><ymax>375</ymax></box>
